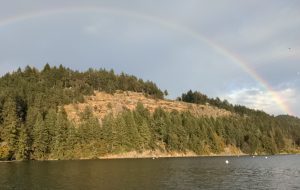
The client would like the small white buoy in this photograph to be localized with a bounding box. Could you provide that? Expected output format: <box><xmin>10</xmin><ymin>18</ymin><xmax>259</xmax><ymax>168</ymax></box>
<box><xmin>152</xmin><ymin>157</ymin><xmax>155</xmax><ymax>160</ymax></box>
<box><xmin>225</xmin><ymin>160</ymin><xmax>229</xmax><ymax>164</ymax></box>
<box><xmin>265</xmin><ymin>156</ymin><xmax>268</xmax><ymax>159</ymax></box>
<box><xmin>252</xmin><ymin>156</ymin><xmax>255</xmax><ymax>158</ymax></box>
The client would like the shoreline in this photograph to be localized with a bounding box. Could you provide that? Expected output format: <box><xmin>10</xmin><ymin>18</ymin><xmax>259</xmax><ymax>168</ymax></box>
<box><xmin>97</xmin><ymin>150</ymin><xmax>246</xmax><ymax>160</ymax></box>
<box><xmin>93</xmin><ymin>152</ymin><xmax>300</xmax><ymax>160</ymax></box>
<box><xmin>1</xmin><ymin>151</ymin><xmax>299</xmax><ymax>162</ymax></box>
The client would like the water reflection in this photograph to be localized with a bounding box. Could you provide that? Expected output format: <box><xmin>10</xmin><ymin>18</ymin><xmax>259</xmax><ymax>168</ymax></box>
<box><xmin>0</xmin><ymin>155</ymin><xmax>299</xmax><ymax>190</ymax></box>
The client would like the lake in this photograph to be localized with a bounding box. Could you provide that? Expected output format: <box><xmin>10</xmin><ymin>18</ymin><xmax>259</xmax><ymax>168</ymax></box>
<box><xmin>0</xmin><ymin>155</ymin><xmax>299</xmax><ymax>190</ymax></box>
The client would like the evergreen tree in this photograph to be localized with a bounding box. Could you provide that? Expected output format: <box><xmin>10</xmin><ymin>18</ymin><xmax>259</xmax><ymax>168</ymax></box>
<box><xmin>78</xmin><ymin>106</ymin><xmax>101</xmax><ymax>142</ymax></box>
<box><xmin>52</xmin><ymin>108</ymin><xmax>70</xmax><ymax>159</ymax></box>
<box><xmin>16</xmin><ymin>124</ymin><xmax>30</xmax><ymax>160</ymax></box>
<box><xmin>133</xmin><ymin>106</ymin><xmax>151</xmax><ymax>150</ymax></box>
<box><xmin>123</xmin><ymin>111</ymin><xmax>142</xmax><ymax>150</ymax></box>
<box><xmin>1</xmin><ymin>98</ymin><xmax>19</xmax><ymax>159</ymax></box>
<box><xmin>32</xmin><ymin>113</ymin><xmax>49</xmax><ymax>159</ymax></box>
<box><xmin>102</xmin><ymin>114</ymin><xmax>118</xmax><ymax>153</ymax></box>
<box><xmin>44</xmin><ymin>109</ymin><xmax>57</xmax><ymax>149</ymax></box>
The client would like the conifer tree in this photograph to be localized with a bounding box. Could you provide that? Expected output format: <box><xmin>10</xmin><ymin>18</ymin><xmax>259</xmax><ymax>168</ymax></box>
<box><xmin>52</xmin><ymin>108</ymin><xmax>70</xmax><ymax>159</ymax></box>
<box><xmin>32</xmin><ymin>113</ymin><xmax>49</xmax><ymax>159</ymax></box>
<box><xmin>133</xmin><ymin>103</ymin><xmax>151</xmax><ymax>149</ymax></box>
<box><xmin>64</xmin><ymin>123</ymin><xmax>78</xmax><ymax>159</ymax></box>
<box><xmin>1</xmin><ymin>97</ymin><xmax>19</xmax><ymax>159</ymax></box>
<box><xmin>78</xmin><ymin>106</ymin><xmax>101</xmax><ymax>142</ymax></box>
<box><xmin>16</xmin><ymin>124</ymin><xmax>30</xmax><ymax>160</ymax></box>
<box><xmin>44</xmin><ymin>109</ymin><xmax>57</xmax><ymax>149</ymax></box>
<box><xmin>102</xmin><ymin>114</ymin><xmax>117</xmax><ymax>153</ymax></box>
<box><xmin>123</xmin><ymin>111</ymin><xmax>142</xmax><ymax>150</ymax></box>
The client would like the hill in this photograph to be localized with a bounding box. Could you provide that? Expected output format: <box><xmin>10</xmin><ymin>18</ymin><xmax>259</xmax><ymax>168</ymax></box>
<box><xmin>64</xmin><ymin>91</ymin><xmax>232</xmax><ymax>123</ymax></box>
<box><xmin>0</xmin><ymin>64</ymin><xmax>299</xmax><ymax>161</ymax></box>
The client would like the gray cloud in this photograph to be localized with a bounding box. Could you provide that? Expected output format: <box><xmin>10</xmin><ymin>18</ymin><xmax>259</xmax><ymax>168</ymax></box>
<box><xmin>0</xmin><ymin>0</ymin><xmax>299</xmax><ymax>116</ymax></box>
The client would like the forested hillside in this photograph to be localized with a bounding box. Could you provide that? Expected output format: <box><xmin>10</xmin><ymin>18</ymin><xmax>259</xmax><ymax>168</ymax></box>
<box><xmin>0</xmin><ymin>65</ymin><xmax>299</xmax><ymax>161</ymax></box>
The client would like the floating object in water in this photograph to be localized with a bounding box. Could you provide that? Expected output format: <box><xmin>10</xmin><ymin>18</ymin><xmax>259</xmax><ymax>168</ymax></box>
<box><xmin>225</xmin><ymin>160</ymin><xmax>229</xmax><ymax>164</ymax></box>
<box><xmin>265</xmin><ymin>156</ymin><xmax>268</xmax><ymax>159</ymax></box>
<box><xmin>252</xmin><ymin>156</ymin><xmax>255</xmax><ymax>158</ymax></box>
<box><xmin>152</xmin><ymin>157</ymin><xmax>155</xmax><ymax>160</ymax></box>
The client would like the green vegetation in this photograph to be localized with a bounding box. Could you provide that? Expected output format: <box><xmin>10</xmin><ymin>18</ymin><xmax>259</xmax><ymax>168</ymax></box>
<box><xmin>180</xmin><ymin>90</ymin><xmax>272</xmax><ymax>117</ymax></box>
<box><xmin>0</xmin><ymin>65</ymin><xmax>300</xmax><ymax>160</ymax></box>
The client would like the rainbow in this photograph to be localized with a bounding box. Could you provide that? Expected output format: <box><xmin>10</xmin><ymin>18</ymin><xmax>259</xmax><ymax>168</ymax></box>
<box><xmin>0</xmin><ymin>6</ymin><xmax>294</xmax><ymax>115</ymax></box>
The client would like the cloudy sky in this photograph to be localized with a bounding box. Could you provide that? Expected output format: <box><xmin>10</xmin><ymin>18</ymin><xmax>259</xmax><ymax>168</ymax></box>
<box><xmin>0</xmin><ymin>0</ymin><xmax>299</xmax><ymax>116</ymax></box>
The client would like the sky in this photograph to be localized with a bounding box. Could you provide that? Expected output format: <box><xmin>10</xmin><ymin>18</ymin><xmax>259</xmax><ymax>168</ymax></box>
<box><xmin>0</xmin><ymin>0</ymin><xmax>299</xmax><ymax>117</ymax></box>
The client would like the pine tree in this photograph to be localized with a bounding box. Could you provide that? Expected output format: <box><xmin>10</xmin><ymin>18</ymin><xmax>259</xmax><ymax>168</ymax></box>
<box><xmin>133</xmin><ymin>103</ymin><xmax>151</xmax><ymax>150</ymax></box>
<box><xmin>115</xmin><ymin>114</ymin><xmax>129</xmax><ymax>152</ymax></box>
<box><xmin>123</xmin><ymin>111</ymin><xmax>142</xmax><ymax>150</ymax></box>
<box><xmin>32</xmin><ymin>113</ymin><xmax>49</xmax><ymax>159</ymax></box>
<box><xmin>16</xmin><ymin>124</ymin><xmax>30</xmax><ymax>160</ymax></box>
<box><xmin>25</xmin><ymin>106</ymin><xmax>40</xmax><ymax>149</ymax></box>
<box><xmin>1</xmin><ymin>97</ymin><xmax>19</xmax><ymax>159</ymax></box>
<box><xmin>64</xmin><ymin>123</ymin><xmax>78</xmax><ymax>159</ymax></box>
<box><xmin>102</xmin><ymin>114</ymin><xmax>117</xmax><ymax>153</ymax></box>
<box><xmin>44</xmin><ymin>109</ymin><xmax>57</xmax><ymax>150</ymax></box>
<box><xmin>52</xmin><ymin>108</ymin><xmax>70</xmax><ymax>159</ymax></box>
<box><xmin>78</xmin><ymin>106</ymin><xmax>101</xmax><ymax>142</ymax></box>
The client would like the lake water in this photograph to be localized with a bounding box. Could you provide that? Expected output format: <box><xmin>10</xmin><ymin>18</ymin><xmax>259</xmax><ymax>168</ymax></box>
<box><xmin>0</xmin><ymin>155</ymin><xmax>299</xmax><ymax>190</ymax></box>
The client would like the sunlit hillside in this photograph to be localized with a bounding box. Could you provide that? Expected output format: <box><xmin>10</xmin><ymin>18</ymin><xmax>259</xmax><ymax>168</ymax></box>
<box><xmin>64</xmin><ymin>91</ymin><xmax>232</xmax><ymax>123</ymax></box>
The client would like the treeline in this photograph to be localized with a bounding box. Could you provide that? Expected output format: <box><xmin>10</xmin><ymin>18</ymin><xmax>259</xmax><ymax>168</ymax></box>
<box><xmin>180</xmin><ymin>90</ymin><xmax>270</xmax><ymax>117</ymax></box>
<box><xmin>1</xmin><ymin>101</ymin><xmax>300</xmax><ymax>160</ymax></box>
<box><xmin>0</xmin><ymin>64</ymin><xmax>164</xmax><ymax>108</ymax></box>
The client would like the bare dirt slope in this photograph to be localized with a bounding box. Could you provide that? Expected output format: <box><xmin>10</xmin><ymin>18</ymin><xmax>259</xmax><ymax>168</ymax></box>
<box><xmin>64</xmin><ymin>91</ymin><xmax>232</xmax><ymax>122</ymax></box>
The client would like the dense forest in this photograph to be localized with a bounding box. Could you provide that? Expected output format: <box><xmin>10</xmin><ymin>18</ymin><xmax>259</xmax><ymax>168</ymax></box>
<box><xmin>0</xmin><ymin>65</ymin><xmax>300</xmax><ymax>160</ymax></box>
